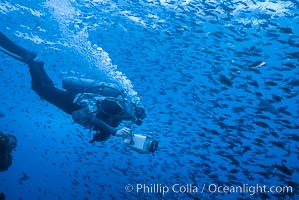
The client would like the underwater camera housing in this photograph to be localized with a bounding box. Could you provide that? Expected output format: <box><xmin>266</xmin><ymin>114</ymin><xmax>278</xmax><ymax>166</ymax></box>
<box><xmin>123</xmin><ymin>131</ymin><xmax>158</xmax><ymax>153</ymax></box>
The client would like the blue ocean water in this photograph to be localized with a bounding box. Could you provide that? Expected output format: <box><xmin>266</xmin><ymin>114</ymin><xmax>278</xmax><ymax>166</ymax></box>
<box><xmin>0</xmin><ymin>0</ymin><xmax>298</xmax><ymax>199</ymax></box>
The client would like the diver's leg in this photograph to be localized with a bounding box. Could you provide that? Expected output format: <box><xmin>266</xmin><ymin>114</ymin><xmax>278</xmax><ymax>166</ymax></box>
<box><xmin>0</xmin><ymin>32</ymin><xmax>80</xmax><ymax>114</ymax></box>
<box><xmin>0</xmin><ymin>32</ymin><xmax>36</xmax><ymax>64</ymax></box>
<box><xmin>29</xmin><ymin>61</ymin><xmax>54</xmax><ymax>87</ymax></box>
<box><xmin>29</xmin><ymin>61</ymin><xmax>80</xmax><ymax>114</ymax></box>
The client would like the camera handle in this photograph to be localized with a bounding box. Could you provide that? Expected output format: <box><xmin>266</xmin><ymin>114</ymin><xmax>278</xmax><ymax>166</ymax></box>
<box><xmin>124</xmin><ymin>123</ymin><xmax>134</xmax><ymax>145</ymax></box>
<box><xmin>129</xmin><ymin>130</ymin><xmax>134</xmax><ymax>145</ymax></box>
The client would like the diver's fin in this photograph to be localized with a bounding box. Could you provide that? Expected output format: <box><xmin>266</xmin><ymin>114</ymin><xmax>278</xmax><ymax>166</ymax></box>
<box><xmin>0</xmin><ymin>46</ymin><xmax>28</xmax><ymax>63</ymax></box>
<box><xmin>0</xmin><ymin>32</ymin><xmax>37</xmax><ymax>64</ymax></box>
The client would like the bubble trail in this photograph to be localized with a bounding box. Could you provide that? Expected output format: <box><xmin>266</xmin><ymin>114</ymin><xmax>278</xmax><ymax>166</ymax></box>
<box><xmin>46</xmin><ymin>0</ymin><xmax>140</xmax><ymax>103</ymax></box>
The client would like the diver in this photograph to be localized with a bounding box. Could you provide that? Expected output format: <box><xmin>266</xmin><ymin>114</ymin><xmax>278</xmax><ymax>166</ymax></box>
<box><xmin>0</xmin><ymin>32</ymin><xmax>148</xmax><ymax>144</ymax></box>
<box><xmin>0</xmin><ymin>192</ymin><xmax>5</xmax><ymax>200</ymax></box>
<box><xmin>0</xmin><ymin>131</ymin><xmax>17</xmax><ymax>172</ymax></box>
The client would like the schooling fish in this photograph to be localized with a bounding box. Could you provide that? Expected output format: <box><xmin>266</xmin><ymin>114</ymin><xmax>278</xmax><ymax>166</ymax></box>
<box><xmin>249</xmin><ymin>60</ymin><xmax>266</xmax><ymax>68</ymax></box>
<box><xmin>254</xmin><ymin>121</ymin><xmax>270</xmax><ymax>129</ymax></box>
<box><xmin>283</xmin><ymin>62</ymin><xmax>297</xmax><ymax>69</ymax></box>
<box><xmin>288</xmin><ymin>79</ymin><xmax>299</xmax><ymax>86</ymax></box>
<box><xmin>271</xmin><ymin>94</ymin><xmax>283</xmax><ymax>102</ymax></box>
<box><xmin>264</xmin><ymin>81</ymin><xmax>278</xmax><ymax>86</ymax></box>
<box><xmin>19</xmin><ymin>172</ymin><xmax>29</xmax><ymax>185</ymax></box>
<box><xmin>219</xmin><ymin>75</ymin><xmax>233</xmax><ymax>87</ymax></box>
<box><xmin>259</xmin><ymin>99</ymin><xmax>279</xmax><ymax>115</ymax></box>
<box><xmin>278</xmin><ymin>106</ymin><xmax>292</xmax><ymax>116</ymax></box>
<box><xmin>278</xmin><ymin>27</ymin><xmax>293</xmax><ymax>34</ymax></box>
<box><xmin>274</xmin><ymin>163</ymin><xmax>292</xmax><ymax>176</ymax></box>
<box><xmin>286</xmin><ymin>52</ymin><xmax>299</xmax><ymax>59</ymax></box>
<box><xmin>270</xmin><ymin>141</ymin><xmax>286</xmax><ymax>151</ymax></box>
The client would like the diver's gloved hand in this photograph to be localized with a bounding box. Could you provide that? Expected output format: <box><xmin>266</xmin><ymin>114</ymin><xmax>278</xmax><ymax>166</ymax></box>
<box><xmin>115</xmin><ymin>127</ymin><xmax>131</xmax><ymax>137</ymax></box>
<box><xmin>89</xmin><ymin>132</ymin><xmax>109</xmax><ymax>143</ymax></box>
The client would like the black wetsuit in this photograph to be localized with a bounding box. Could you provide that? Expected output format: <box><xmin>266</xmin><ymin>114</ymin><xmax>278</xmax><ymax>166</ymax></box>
<box><xmin>29</xmin><ymin>61</ymin><xmax>81</xmax><ymax>114</ymax></box>
<box><xmin>28</xmin><ymin>62</ymin><xmax>124</xmax><ymax>141</ymax></box>
<box><xmin>0</xmin><ymin>32</ymin><xmax>127</xmax><ymax>142</ymax></box>
<box><xmin>0</xmin><ymin>32</ymin><xmax>79</xmax><ymax>114</ymax></box>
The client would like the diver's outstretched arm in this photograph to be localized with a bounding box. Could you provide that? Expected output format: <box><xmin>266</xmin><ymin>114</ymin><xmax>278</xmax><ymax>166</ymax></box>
<box><xmin>0</xmin><ymin>32</ymin><xmax>36</xmax><ymax>64</ymax></box>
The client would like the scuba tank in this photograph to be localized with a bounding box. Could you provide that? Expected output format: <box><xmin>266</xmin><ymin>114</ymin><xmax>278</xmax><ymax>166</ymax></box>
<box><xmin>62</xmin><ymin>77</ymin><xmax>99</xmax><ymax>93</ymax></box>
<box><xmin>62</xmin><ymin>76</ymin><xmax>123</xmax><ymax>98</ymax></box>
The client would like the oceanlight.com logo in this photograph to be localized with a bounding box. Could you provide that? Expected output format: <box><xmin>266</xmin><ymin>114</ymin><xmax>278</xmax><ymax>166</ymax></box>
<box><xmin>203</xmin><ymin>184</ymin><xmax>294</xmax><ymax>196</ymax></box>
<box><xmin>124</xmin><ymin>183</ymin><xmax>294</xmax><ymax>196</ymax></box>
